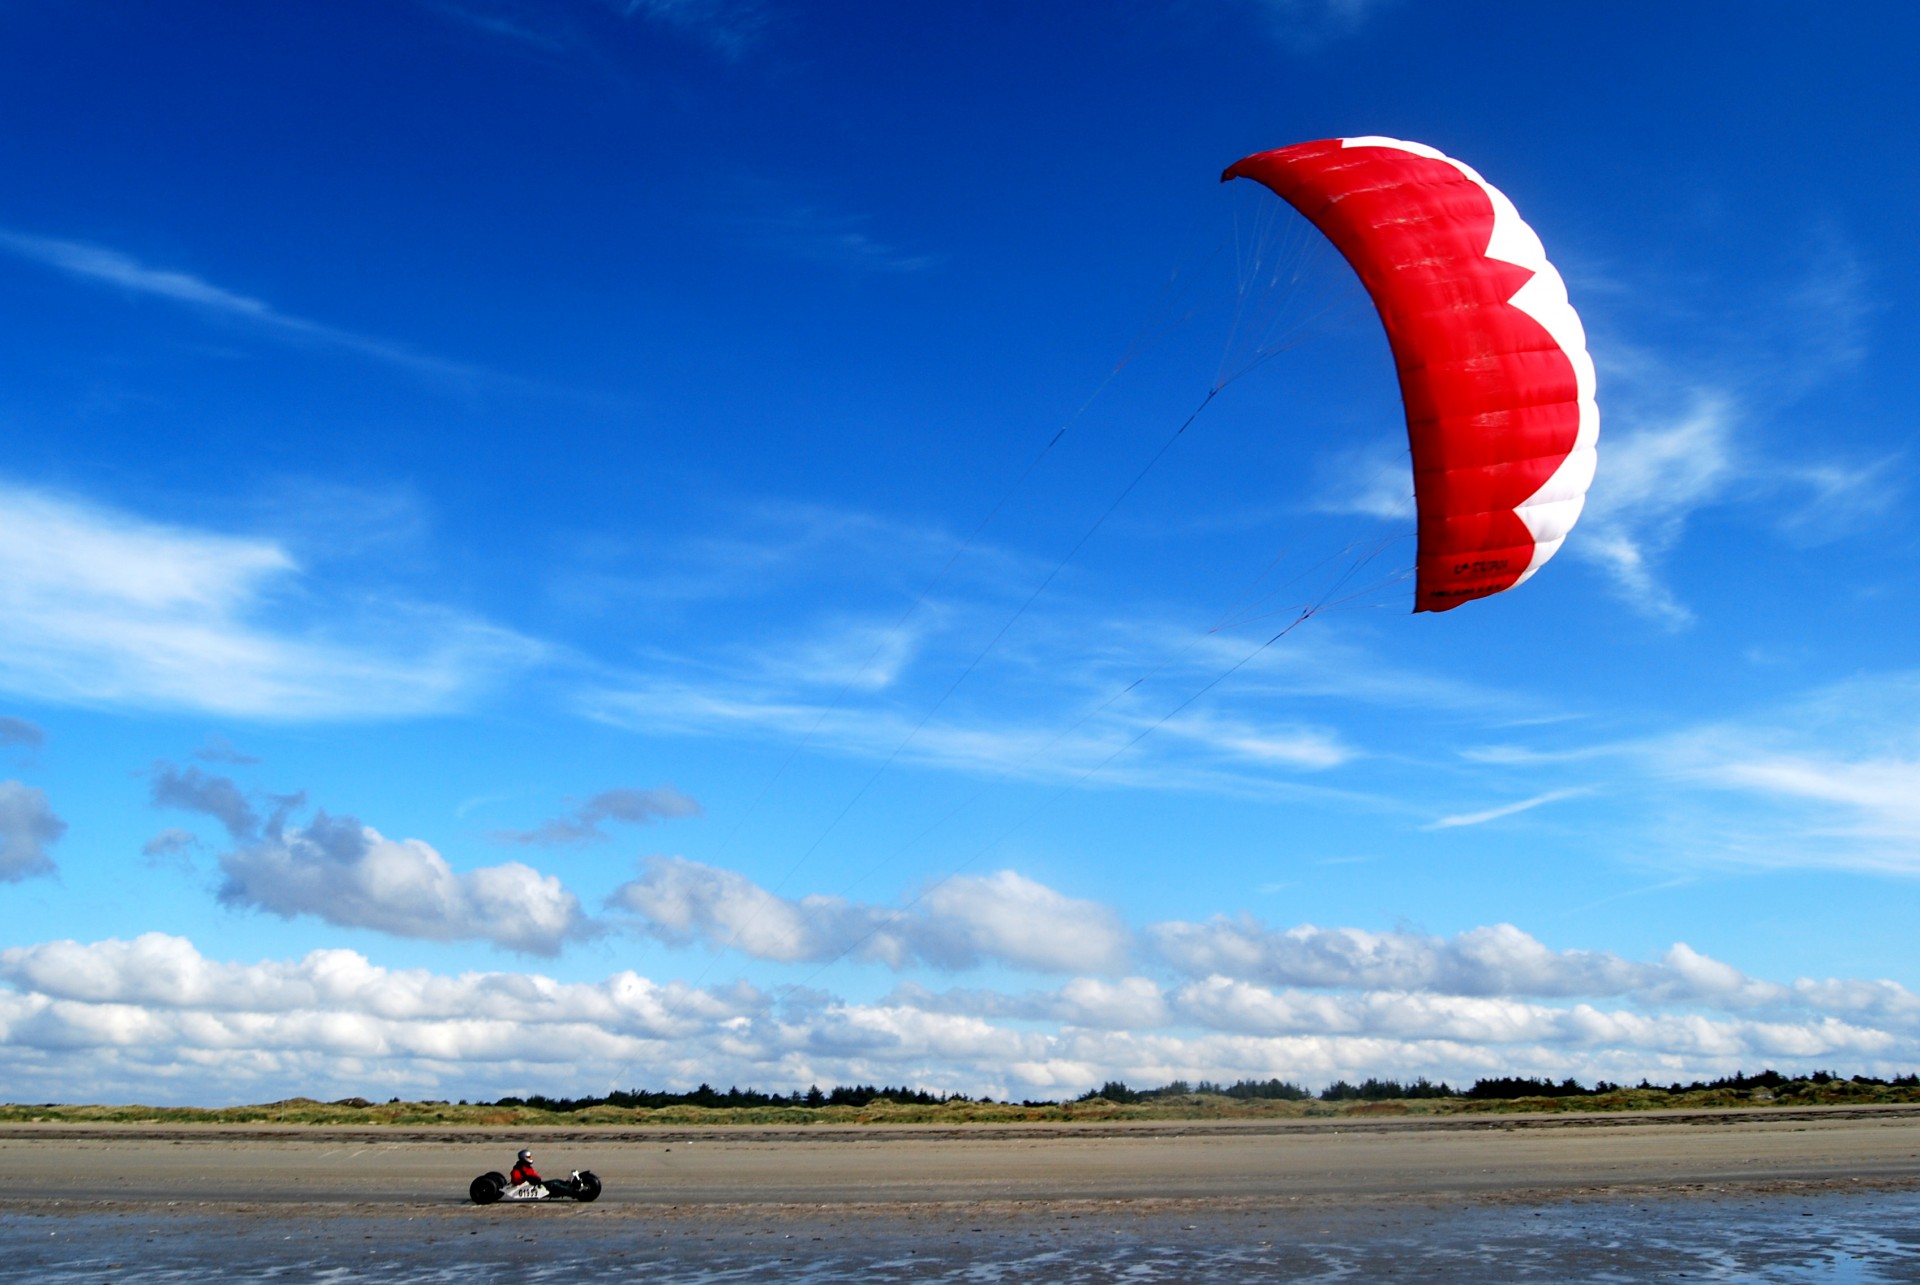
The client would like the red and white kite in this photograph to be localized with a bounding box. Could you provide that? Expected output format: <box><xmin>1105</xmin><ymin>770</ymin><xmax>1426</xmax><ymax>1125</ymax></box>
<box><xmin>1223</xmin><ymin>137</ymin><xmax>1598</xmax><ymax>612</ymax></box>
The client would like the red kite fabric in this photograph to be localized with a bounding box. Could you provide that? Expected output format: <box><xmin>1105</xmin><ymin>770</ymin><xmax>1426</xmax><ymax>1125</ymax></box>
<box><xmin>1223</xmin><ymin>137</ymin><xmax>1598</xmax><ymax>613</ymax></box>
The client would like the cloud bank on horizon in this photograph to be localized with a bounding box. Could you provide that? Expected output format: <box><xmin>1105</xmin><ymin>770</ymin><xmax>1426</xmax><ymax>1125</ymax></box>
<box><xmin>0</xmin><ymin>0</ymin><xmax>1914</xmax><ymax>1103</ymax></box>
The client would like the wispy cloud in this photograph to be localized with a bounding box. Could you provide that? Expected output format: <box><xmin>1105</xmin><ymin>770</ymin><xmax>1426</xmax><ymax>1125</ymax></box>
<box><xmin>1574</xmin><ymin>392</ymin><xmax>1734</xmax><ymax>626</ymax></box>
<box><xmin>429</xmin><ymin>1</ymin><xmax>575</xmax><ymax>53</ymax></box>
<box><xmin>0</xmin><ymin>717</ymin><xmax>44</xmax><ymax>750</ymax></box>
<box><xmin>428</xmin><ymin>0</ymin><xmax>769</xmax><ymax>61</ymax></box>
<box><xmin>1470</xmin><ymin>671</ymin><xmax>1920</xmax><ymax>875</ymax></box>
<box><xmin>1657</xmin><ymin>674</ymin><xmax>1920</xmax><ymax>870</ymax></box>
<box><xmin>1427</xmin><ymin>787</ymin><xmax>1590</xmax><ymax>831</ymax></box>
<box><xmin>550</xmin><ymin>499</ymin><xmax>977</xmax><ymax>615</ymax></box>
<box><xmin>745</xmin><ymin>206</ymin><xmax>939</xmax><ymax>275</ymax></box>
<box><xmin>582</xmin><ymin>670</ymin><xmax>1366</xmax><ymax>799</ymax></box>
<box><xmin>0</xmin><ymin>479</ymin><xmax>544</xmax><ymax>721</ymax></box>
<box><xmin>616</xmin><ymin>0</ymin><xmax>769</xmax><ymax>58</ymax></box>
<box><xmin>1772</xmin><ymin>454</ymin><xmax>1904</xmax><ymax>546</ymax></box>
<box><xmin>1308</xmin><ymin>443</ymin><xmax>1414</xmax><ymax>522</ymax></box>
<box><xmin>723</xmin><ymin>181</ymin><xmax>939</xmax><ymax>275</ymax></box>
<box><xmin>140</xmin><ymin>828</ymin><xmax>202</xmax><ymax>871</ymax></box>
<box><xmin>1242</xmin><ymin>0</ymin><xmax>1395</xmax><ymax>48</ymax></box>
<box><xmin>495</xmin><ymin>785</ymin><xmax>703</xmax><ymax>846</ymax></box>
<box><xmin>0</xmin><ymin>230</ymin><xmax>483</xmax><ymax>381</ymax></box>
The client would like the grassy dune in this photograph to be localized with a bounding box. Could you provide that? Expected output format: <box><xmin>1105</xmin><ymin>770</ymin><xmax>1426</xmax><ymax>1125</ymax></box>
<box><xmin>5</xmin><ymin>1078</ymin><xmax>1918</xmax><ymax>1127</ymax></box>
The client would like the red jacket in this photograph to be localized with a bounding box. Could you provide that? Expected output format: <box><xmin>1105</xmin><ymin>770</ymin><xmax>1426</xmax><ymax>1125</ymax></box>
<box><xmin>511</xmin><ymin>1161</ymin><xmax>541</xmax><ymax>1185</ymax></box>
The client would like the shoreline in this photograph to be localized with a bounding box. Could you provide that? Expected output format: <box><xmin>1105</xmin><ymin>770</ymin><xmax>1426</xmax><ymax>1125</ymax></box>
<box><xmin>6</xmin><ymin>1104</ymin><xmax>1918</xmax><ymax>1212</ymax></box>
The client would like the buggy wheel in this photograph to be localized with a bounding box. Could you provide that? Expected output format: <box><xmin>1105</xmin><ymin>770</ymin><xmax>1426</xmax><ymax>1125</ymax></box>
<box><xmin>575</xmin><ymin>1171</ymin><xmax>602</xmax><ymax>1202</ymax></box>
<box><xmin>469</xmin><ymin>1171</ymin><xmax>508</xmax><ymax>1204</ymax></box>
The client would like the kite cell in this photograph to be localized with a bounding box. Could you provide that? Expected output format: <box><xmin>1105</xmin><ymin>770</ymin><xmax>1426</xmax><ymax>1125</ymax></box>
<box><xmin>1223</xmin><ymin>137</ymin><xmax>1598</xmax><ymax>613</ymax></box>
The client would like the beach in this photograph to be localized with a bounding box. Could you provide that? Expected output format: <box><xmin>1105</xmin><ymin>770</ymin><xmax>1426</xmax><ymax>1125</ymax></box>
<box><xmin>5</xmin><ymin>1105</ymin><xmax>1920</xmax><ymax>1279</ymax></box>
<box><xmin>6</xmin><ymin>1104</ymin><xmax>1920</xmax><ymax>1207</ymax></box>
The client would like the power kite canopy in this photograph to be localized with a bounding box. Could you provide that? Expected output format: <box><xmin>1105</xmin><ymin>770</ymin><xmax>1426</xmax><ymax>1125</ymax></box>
<box><xmin>1223</xmin><ymin>137</ymin><xmax>1598</xmax><ymax>612</ymax></box>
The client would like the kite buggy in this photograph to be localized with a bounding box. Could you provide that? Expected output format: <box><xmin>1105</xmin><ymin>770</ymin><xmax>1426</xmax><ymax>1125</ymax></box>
<box><xmin>469</xmin><ymin>1148</ymin><xmax>602</xmax><ymax>1203</ymax></box>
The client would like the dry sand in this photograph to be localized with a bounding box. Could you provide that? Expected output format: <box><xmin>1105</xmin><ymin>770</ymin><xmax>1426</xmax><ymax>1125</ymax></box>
<box><xmin>5</xmin><ymin>1103</ymin><xmax>1918</xmax><ymax>1212</ymax></box>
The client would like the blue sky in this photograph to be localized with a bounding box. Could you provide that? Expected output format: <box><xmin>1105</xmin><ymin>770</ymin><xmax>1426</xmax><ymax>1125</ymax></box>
<box><xmin>2</xmin><ymin>0</ymin><xmax>1917</xmax><ymax>1104</ymax></box>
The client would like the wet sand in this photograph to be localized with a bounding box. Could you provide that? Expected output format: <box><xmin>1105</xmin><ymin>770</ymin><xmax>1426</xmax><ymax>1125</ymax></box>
<box><xmin>6</xmin><ymin>1108</ymin><xmax>1920</xmax><ymax>1280</ymax></box>
<box><xmin>4</xmin><ymin>1104</ymin><xmax>1918</xmax><ymax>1209</ymax></box>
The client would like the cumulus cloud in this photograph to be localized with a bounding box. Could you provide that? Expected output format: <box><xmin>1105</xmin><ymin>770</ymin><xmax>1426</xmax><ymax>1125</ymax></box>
<box><xmin>610</xmin><ymin>858</ymin><xmax>1132</xmax><ymax>974</ymax></box>
<box><xmin>0</xmin><ymin>781</ymin><xmax>65</xmax><ymax>882</ymax></box>
<box><xmin>2</xmin><ymin>931</ymin><xmax>1915</xmax><ymax>1107</ymax></box>
<box><xmin>0</xmin><ymin>716</ymin><xmax>44</xmax><ymax>749</ymax></box>
<box><xmin>886</xmin><ymin>976</ymin><xmax>1173</xmax><ymax>1030</ymax></box>
<box><xmin>1153</xmin><ymin>918</ymin><xmax>1651</xmax><ymax>999</ymax></box>
<box><xmin>1147</xmin><ymin>917</ymin><xmax>1912</xmax><ymax>1035</ymax></box>
<box><xmin>1166</xmin><ymin>975</ymin><xmax>1900</xmax><ymax>1062</ymax></box>
<box><xmin>496</xmin><ymin>785</ymin><xmax>702</xmax><ymax>845</ymax></box>
<box><xmin>0</xmin><ymin>479</ymin><xmax>543</xmax><ymax>720</ymax></box>
<box><xmin>150</xmin><ymin>762</ymin><xmax>587</xmax><ymax>954</ymax></box>
<box><xmin>219</xmin><ymin>812</ymin><xmax>588</xmax><ymax>956</ymax></box>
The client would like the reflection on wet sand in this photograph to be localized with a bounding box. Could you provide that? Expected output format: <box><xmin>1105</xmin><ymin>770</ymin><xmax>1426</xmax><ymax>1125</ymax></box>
<box><xmin>6</xmin><ymin>1189</ymin><xmax>1919</xmax><ymax>1282</ymax></box>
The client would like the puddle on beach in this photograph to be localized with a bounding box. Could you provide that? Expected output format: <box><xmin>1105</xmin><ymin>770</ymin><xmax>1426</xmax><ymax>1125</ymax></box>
<box><xmin>6</xmin><ymin>1189</ymin><xmax>1918</xmax><ymax>1283</ymax></box>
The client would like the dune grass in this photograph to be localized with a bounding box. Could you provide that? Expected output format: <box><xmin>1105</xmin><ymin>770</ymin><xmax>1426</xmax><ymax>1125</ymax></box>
<box><xmin>4</xmin><ymin>1076</ymin><xmax>1917</xmax><ymax>1128</ymax></box>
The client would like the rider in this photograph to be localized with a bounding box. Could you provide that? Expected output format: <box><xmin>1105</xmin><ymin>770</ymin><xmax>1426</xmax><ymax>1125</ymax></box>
<box><xmin>510</xmin><ymin>1149</ymin><xmax>542</xmax><ymax>1187</ymax></box>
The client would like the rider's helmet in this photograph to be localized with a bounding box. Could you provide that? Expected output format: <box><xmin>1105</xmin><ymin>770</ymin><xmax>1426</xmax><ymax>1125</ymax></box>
<box><xmin>517</xmin><ymin>1149</ymin><xmax>533</xmax><ymax>1163</ymax></box>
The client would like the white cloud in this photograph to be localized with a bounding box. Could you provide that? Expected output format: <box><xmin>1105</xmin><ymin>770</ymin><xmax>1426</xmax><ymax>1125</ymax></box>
<box><xmin>1427</xmin><ymin>788</ymin><xmax>1589</xmax><ymax>830</ymax></box>
<box><xmin>886</xmin><ymin>976</ymin><xmax>1173</xmax><ymax>1030</ymax></box>
<box><xmin>583</xmin><ymin>633</ymin><xmax>1364</xmax><ymax>799</ymax></box>
<box><xmin>1707</xmin><ymin>755</ymin><xmax>1920</xmax><ymax>840</ymax></box>
<box><xmin>1645</xmin><ymin>672</ymin><xmax>1920</xmax><ymax>872</ymax></box>
<box><xmin>0</xmin><ymin>230</ymin><xmax>482</xmax><ymax>380</ymax></box>
<box><xmin>3</xmin><ymin>931</ymin><xmax>1915</xmax><ymax>1107</ymax></box>
<box><xmin>1152</xmin><ymin>919</ymin><xmax>1651</xmax><ymax>999</ymax></box>
<box><xmin>1774</xmin><ymin>456</ymin><xmax>1903</xmax><ymax>544</ymax></box>
<box><xmin>921</xmin><ymin>871</ymin><xmax>1132</xmax><ymax>975</ymax></box>
<box><xmin>1167</xmin><ymin>975</ymin><xmax>1899</xmax><ymax>1061</ymax></box>
<box><xmin>0</xmin><ymin>781</ymin><xmax>64</xmax><ymax>882</ymax></box>
<box><xmin>1309</xmin><ymin>443</ymin><xmax>1414</xmax><ymax>522</ymax></box>
<box><xmin>609</xmin><ymin>858</ymin><xmax>1133</xmax><ymax>974</ymax></box>
<box><xmin>1574</xmin><ymin>393</ymin><xmax>1735</xmax><ymax>625</ymax></box>
<box><xmin>219</xmin><ymin>813</ymin><xmax>588</xmax><ymax>956</ymax></box>
<box><xmin>0</xmin><ymin>479</ymin><xmax>543</xmax><ymax>720</ymax></box>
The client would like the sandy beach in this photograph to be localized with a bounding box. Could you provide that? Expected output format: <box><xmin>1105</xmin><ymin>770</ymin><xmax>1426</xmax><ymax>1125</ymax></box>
<box><xmin>6</xmin><ymin>1107</ymin><xmax>1920</xmax><ymax>1280</ymax></box>
<box><xmin>5</xmin><ymin>1103</ymin><xmax>1918</xmax><ymax>1209</ymax></box>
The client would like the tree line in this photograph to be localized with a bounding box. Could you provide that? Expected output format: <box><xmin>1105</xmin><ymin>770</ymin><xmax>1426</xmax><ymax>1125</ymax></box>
<box><xmin>481</xmin><ymin>1068</ymin><xmax>1917</xmax><ymax>1113</ymax></box>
